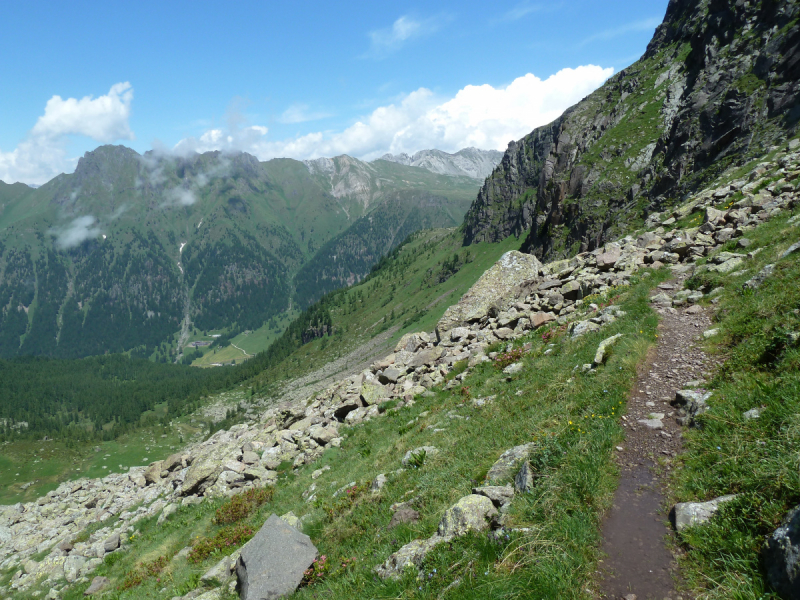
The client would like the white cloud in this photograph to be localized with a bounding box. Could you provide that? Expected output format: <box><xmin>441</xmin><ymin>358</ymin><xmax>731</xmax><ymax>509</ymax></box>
<box><xmin>32</xmin><ymin>82</ymin><xmax>134</xmax><ymax>142</ymax></box>
<box><xmin>163</xmin><ymin>187</ymin><xmax>197</xmax><ymax>207</ymax></box>
<box><xmin>176</xmin><ymin>65</ymin><xmax>613</xmax><ymax>162</ymax></box>
<box><xmin>0</xmin><ymin>83</ymin><xmax>135</xmax><ymax>186</ymax></box>
<box><xmin>578</xmin><ymin>18</ymin><xmax>661</xmax><ymax>47</ymax></box>
<box><xmin>52</xmin><ymin>215</ymin><xmax>102</xmax><ymax>249</ymax></box>
<box><xmin>365</xmin><ymin>15</ymin><xmax>441</xmax><ymax>58</ymax></box>
<box><xmin>279</xmin><ymin>104</ymin><xmax>332</xmax><ymax>124</ymax></box>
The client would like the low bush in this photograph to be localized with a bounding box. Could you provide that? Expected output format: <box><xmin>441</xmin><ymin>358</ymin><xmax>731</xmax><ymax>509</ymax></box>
<box><xmin>213</xmin><ymin>487</ymin><xmax>273</xmax><ymax>525</ymax></box>
<box><xmin>188</xmin><ymin>524</ymin><xmax>255</xmax><ymax>563</ymax></box>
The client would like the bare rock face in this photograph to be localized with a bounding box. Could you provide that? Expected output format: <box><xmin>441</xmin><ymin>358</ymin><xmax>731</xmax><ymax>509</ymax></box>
<box><xmin>437</xmin><ymin>251</ymin><xmax>542</xmax><ymax>334</ymax></box>
<box><xmin>235</xmin><ymin>514</ymin><xmax>318</xmax><ymax>600</ymax></box>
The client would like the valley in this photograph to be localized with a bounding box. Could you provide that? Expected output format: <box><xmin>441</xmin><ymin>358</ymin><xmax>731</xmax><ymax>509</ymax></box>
<box><xmin>0</xmin><ymin>0</ymin><xmax>799</xmax><ymax>598</ymax></box>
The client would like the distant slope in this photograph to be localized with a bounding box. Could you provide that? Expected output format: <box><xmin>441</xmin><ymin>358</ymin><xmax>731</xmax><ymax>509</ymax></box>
<box><xmin>462</xmin><ymin>0</ymin><xmax>800</xmax><ymax>260</ymax></box>
<box><xmin>378</xmin><ymin>147</ymin><xmax>503</xmax><ymax>179</ymax></box>
<box><xmin>0</xmin><ymin>147</ymin><xmax>483</xmax><ymax>360</ymax></box>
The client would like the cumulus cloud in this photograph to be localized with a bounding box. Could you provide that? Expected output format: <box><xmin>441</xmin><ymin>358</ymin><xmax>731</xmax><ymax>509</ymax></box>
<box><xmin>365</xmin><ymin>15</ymin><xmax>442</xmax><ymax>58</ymax></box>
<box><xmin>32</xmin><ymin>82</ymin><xmax>134</xmax><ymax>142</ymax></box>
<box><xmin>0</xmin><ymin>83</ymin><xmax>135</xmax><ymax>186</ymax></box>
<box><xmin>52</xmin><ymin>215</ymin><xmax>102</xmax><ymax>249</ymax></box>
<box><xmin>279</xmin><ymin>104</ymin><xmax>332</xmax><ymax>124</ymax></box>
<box><xmin>175</xmin><ymin>65</ymin><xmax>613</xmax><ymax>162</ymax></box>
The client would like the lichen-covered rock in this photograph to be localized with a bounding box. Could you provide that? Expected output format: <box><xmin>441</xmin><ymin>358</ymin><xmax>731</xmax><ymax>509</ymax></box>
<box><xmin>437</xmin><ymin>251</ymin><xmax>541</xmax><ymax>334</ymax></box>
<box><xmin>486</xmin><ymin>443</ymin><xmax>535</xmax><ymax>483</ymax></box>
<box><xmin>437</xmin><ymin>494</ymin><xmax>498</xmax><ymax>538</ymax></box>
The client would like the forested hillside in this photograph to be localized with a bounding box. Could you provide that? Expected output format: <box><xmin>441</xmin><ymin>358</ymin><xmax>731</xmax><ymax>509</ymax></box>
<box><xmin>0</xmin><ymin>147</ymin><xmax>485</xmax><ymax>360</ymax></box>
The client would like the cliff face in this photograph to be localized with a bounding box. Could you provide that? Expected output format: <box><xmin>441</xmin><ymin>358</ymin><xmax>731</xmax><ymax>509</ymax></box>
<box><xmin>462</xmin><ymin>0</ymin><xmax>800</xmax><ymax>260</ymax></box>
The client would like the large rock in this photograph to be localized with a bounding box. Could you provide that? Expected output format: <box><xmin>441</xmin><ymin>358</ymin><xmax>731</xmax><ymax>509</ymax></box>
<box><xmin>408</xmin><ymin>347</ymin><xmax>443</xmax><ymax>368</ymax></box>
<box><xmin>236</xmin><ymin>514</ymin><xmax>318</xmax><ymax>600</ymax></box>
<box><xmin>593</xmin><ymin>333</ymin><xmax>623</xmax><ymax>366</ymax></box>
<box><xmin>181</xmin><ymin>457</ymin><xmax>222</xmax><ymax>496</ymax></box>
<box><xmin>103</xmin><ymin>533</ymin><xmax>120</xmax><ymax>553</ymax></box>
<box><xmin>374</xmin><ymin>536</ymin><xmax>444</xmax><ymax>579</ymax></box>
<box><xmin>437</xmin><ymin>494</ymin><xmax>498</xmax><ymax>538</ymax></box>
<box><xmin>596</xmin><ymin>247</ymin><xmax>621</xmax><ymax>270</ymax></box>
<box><xmin>144</xmin><ymin>460</ymin><xmax>164</xmax><ymax>485</ymax></box>
<box><xmin>437</xmin><ymin>251</ymin><xmax>541</xmax><ymax>334</ymax></box>
<box><xmin>84</xmin><ymin>575</ymin><xmax>110</xmax><ymax>595</ymax></box>
<box><xmin>673</xmin><ymin>494</ymin><xmax>738</xmax><ymax>532</ymax></box>
<box><xmin>485</xmin><ymin>443</ymin><xmax>534</xmax><ymax>483</ymax></box>
<box><xmin>764</xmin><ymin>504</ymin><xmax>800</xmax><ymax>600</ymax></box>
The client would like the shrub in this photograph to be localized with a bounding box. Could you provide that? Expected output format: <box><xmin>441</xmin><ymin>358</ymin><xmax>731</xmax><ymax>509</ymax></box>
<box><xmin>214</xmin><ymin>487</ymin><xmax>274</xmax><ymax>525</ymax></box>
<box><xmin>301</xmin><ymin>555</ymin><xmax>356</xmax><ymax>587</ymax></box>
<box><xmin>188</xmin><ymin>524</ymin><xmax>255</xmax><ymax>563</ymax></box>
<box><xmin>494</xmin><ymin>347</ymin><xmax>525</xmax><ymax>370</ymax></box>
<box><xmin>119</xmin><ymin>555</ymin><xmax>169</xmax><ymax>590</ymax></box>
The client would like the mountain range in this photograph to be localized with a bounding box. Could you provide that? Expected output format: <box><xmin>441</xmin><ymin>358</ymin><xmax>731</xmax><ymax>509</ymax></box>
<box><xmin>0</xmin><ymin>147</ymin><xmax>501</xmax><ymax>360</ymax></box>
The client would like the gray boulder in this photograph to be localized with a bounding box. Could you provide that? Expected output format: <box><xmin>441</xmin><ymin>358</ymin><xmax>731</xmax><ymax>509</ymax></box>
<box><xmin>103</xmin><ymin>533</ymin><xmax>120</xmax><ymax>553</ymax></box>
<box><xmin>486</xmin><ymin>443</ymin><xmax>534</xmax><ymax>483</ymax></box>
<box><xmin>764</xmin><ymin>504</ymin><xmax>800</xmax><ymax>599</ymax></box>
<box><xmin>182</xmin><ymin>457</ymin><xmax>222</xmax><ymax>496</ymax></box>
<box><xmin>84</xmin><ymin>575</ymin><xmax>110</xmax><ymax>595</ymax></box>
<box><xmin>236</xmin><ymin>514</ymin><xmax>318</xmax><ymax>600</ymax></box>
<box><xmin>673</xmin><ymin>494</ymin><xmax>738</xmax><ymax>532</ymax></box>
<box><xmin>437</xmin><ymin>494</ymin><xmax>498</xmax><ymax>538</ymax></box>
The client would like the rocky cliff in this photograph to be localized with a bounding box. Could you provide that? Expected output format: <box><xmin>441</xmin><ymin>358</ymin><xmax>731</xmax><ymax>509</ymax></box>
<box><xmin>462</xmin><ymin>0</ymin><xmax>800</xmax><ymax>260</ymax></box>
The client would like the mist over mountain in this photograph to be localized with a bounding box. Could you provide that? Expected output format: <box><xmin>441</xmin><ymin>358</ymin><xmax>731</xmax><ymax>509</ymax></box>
<box><xmin>0</xmin><ymin>145</ymin><xmax>487</xmax><ymax>359</ymax></box>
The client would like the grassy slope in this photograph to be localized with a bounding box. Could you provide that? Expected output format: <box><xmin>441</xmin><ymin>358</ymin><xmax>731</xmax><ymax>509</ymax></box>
<box><xmin>667</xmin><ymin>209</ymin><xmax>800</xmax><ymax>598</ymax></box>
<box><xmin>250</xmin><ymin>229</ymin><xmax>523</xmax><ymax>388</ymax></box>
<box><xmin>50</xmin><ymin>270</ymin><xmax>669</xmax><ymax>600</ymax></box>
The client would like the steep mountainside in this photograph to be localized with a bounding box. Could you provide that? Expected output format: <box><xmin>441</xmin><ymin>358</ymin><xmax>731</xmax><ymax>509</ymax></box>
<box><xmin>378</xmin><ymin>147</ymin><xmax>503</xmax><ymax>179</ymax></box>
<box><xmin>0</xmin><ymin>147</ymin><xmax>481</xmax><ymax>359</ymax></box>
<box><xmin>463</xmin><ymin>0</ymin><xmax>799</xmax><ymax>260</ymax></box>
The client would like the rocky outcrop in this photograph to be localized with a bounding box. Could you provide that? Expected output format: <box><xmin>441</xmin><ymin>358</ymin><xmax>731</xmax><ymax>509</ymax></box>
<box><xmin>463</xmin><ymin>0</ymin><xmax>800</xmax><ymax>261</ymax></box>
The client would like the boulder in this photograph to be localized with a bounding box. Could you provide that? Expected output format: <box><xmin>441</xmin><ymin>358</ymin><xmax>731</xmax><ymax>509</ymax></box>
<box><xmin>514</xmin><ymin>461</ymin><xmax>535</xmax><ymax>493</ymax></box>
<box><xmin>673</xmin><ymin>494</ymin><xmax>738</xmax><ymax>532</ymax></box>
<box><xmin>308</xmin><ymin>424</ymin><xmax>337</xmax><ymax>445</ymax></box>
<box><xmin>242</xmin><ymin>451</ymin><xmax>260</xmax><ymax>465</ymax></box>
<box><xmin>486</xmin><ymin>443</ymin><xmax>535</xmax><ymax>484</ymax></box>
<box><xmin>236</xmin><ymin>514</ymin><xmax>317</xmax><ymax>600</ymax></box>
<box><xmin>201</xmin><ymin>552</ymin><xmax>239</xmax><ymax>586</ymax></box>
<box><xmin>143</xmin><ymin>460</ymin><xmax>164</xmax><ymax>485</ymax></box>
<box><xmin>64</xmin><ymin>555</ymin><xmax>86</xmax><ymax>583</ymax></box>
<box><xmin>764</xmin><ymin>504</ymin><xmax>800</xmax><ymax>599</ymax></box>
<box><xmin>596</xmin><ymin>248</ymin><xmax>621</xmax><ymax>270</ymax></box>
<box><xmin>472</xmin><ymin>485</ymin><xmax>514</xmax><ymax>509</ymax></box>
<box><xmin>84</xmin><ymin>575</ymin><xmax>110</xmax><ymax>596</ymax></box>
<box><xmin>437</xmin><ymin>494</ymin><xmax>498</xmax><ymax>538</ymax></box>
<box><xmin>530</xmin><ymin>311</ymin><xmax>556</xmax><ymax>328</ymax></box>
<box><xmin>103</xmin><ymin>533</ymin><xmax>120</xmax><ymax>553</ymax></box>
<box><xmin>161</xmin><ymin>453</ymin><xmax>185</xmax><ymax>473</ymax></box>
<box><xmin>408</xmin><ymin>347</ymin><xmax>443</xmax><ymax>368</ymax></box>
<box><xmin>360</xmin><ymin>382</ymin><xmax>390</xmax><ymax>405</ymax></box>
<box><xmin>374</xmin><ymin>536</ymin><xmax>444</xmax><ymax>579</ymax></box>
<box><xmin>593</xmin><ymin>333</ymin><xmax>623</xmax><ymax>366</ymax></box>
<box><xmin>181</xmin><ymin>457</ymin><xmax>222</xmax><ymax>496</ymax></box>
<box><xmin>378</xmin><ymin>367</ymin><xmax>403</xmax><ymax>385</ymax></box>
<box><xmin>437</xmin><ymin>251</ymin><xmax>542</xmax><ymax>333</ymax></box>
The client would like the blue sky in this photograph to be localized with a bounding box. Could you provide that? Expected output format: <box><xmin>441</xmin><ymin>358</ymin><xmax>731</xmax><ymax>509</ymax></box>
<box><xmin>0</xmin><ymin>0</ymin><xmax>668</xmax><ymax>184</ymax></box>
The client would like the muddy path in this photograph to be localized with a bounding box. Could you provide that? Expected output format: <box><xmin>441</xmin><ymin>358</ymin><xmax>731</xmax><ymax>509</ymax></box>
<box><xmin>597</xmin><ymin>275</ymin><xmax>721</xmax><ymax>600</ymax></box>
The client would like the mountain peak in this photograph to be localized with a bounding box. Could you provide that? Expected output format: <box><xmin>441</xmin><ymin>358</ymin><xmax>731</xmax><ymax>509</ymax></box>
<box><xmin>377</xmin><ymin>147</ymin><xmax>503</xmax><ymax>179</ymax></box>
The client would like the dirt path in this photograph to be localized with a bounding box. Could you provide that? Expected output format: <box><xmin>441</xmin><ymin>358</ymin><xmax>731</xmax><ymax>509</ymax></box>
<box><xmin>597</xmin><ymin>274</ymin><xmax>720</xmax><ymax>599</ymax></box>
